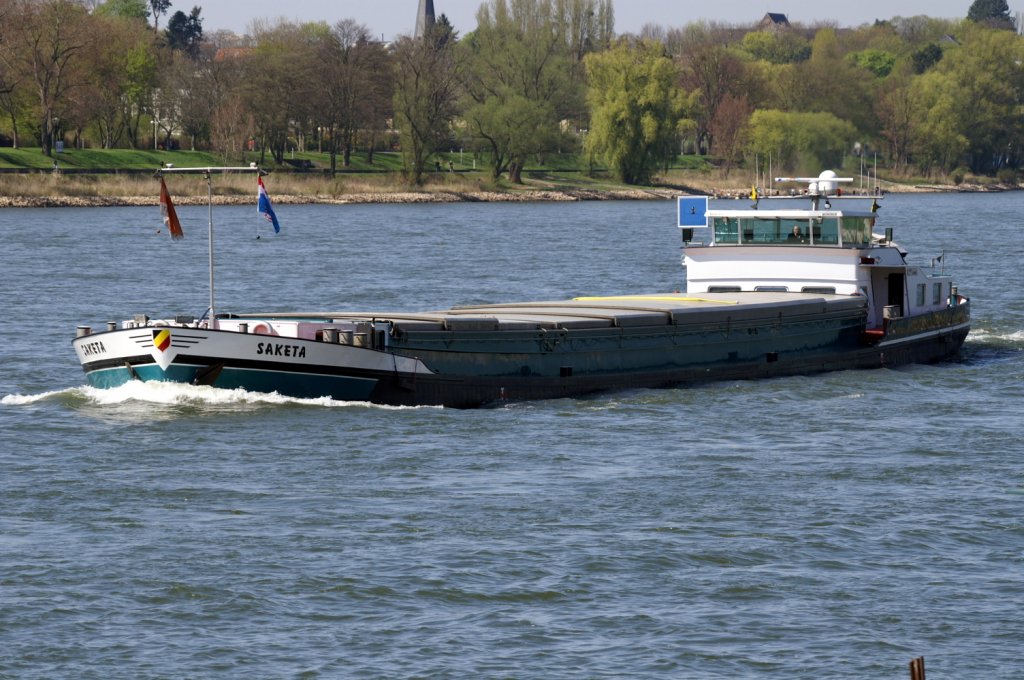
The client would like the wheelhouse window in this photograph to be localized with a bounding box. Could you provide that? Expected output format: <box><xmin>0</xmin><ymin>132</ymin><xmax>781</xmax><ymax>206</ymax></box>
<box><xmin>711</xmin><ymin>216</ymin><xmax>848</xmax><ymax>245</ymax></box>
<box><xmin>932</xmin><ymin>282</ymin><xmax>943</xmax><ymax>304</ymax></box>
<box><xmin>812</xmin><ymin>218</ymin><xmax>839</xmax><ymax>244</ymax></box>
<box><xmin>840</xmin><ymin>217</ymin><xmax>873</xmax><ymax>245</ymax></box>
<box><xmin>916</xmin><ymin>283</ymin><xmax>926</xmax><ymax>306</ymax></box>
<box><xmin>712</xmin><ymin>217</ymin><xmax>739</xmax><ymax>244</ymax></box>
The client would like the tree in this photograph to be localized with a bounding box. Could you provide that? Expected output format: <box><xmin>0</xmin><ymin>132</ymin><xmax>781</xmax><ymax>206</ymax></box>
<box><xmin>584</xmin><ymin>40</ymin><xmax>685</xmax><ymax>185</ymax></box>
<box><xmin>740</xmin><ymin>30</ymin><xmax>811</xmax><ymax>64</ymax></box>
<box><xmin>459</xmin><ymin>0</ymin><xmax>580</xmax><ymax>183</ymax></box>
<box><xmin>94</xmin><ymin>0</ymin><xmax>149</xmax><ymax>21</ymax></box>
<box><xmin>875</xmin><ymin>68</ymin><xmax>916</xmax><ymax>170</ymax></box>
<box><xmin>431</xmin><ymin>13</ymin><xmax>457</xmax><ymax>48</ymax></box>
<box><xmin>554</xmin><ymin>0</ymin><xmax>614</xmax><ymax>63</ymax></box>
<box><xmin>149</xmin><ymin>0</ymin><xmax>170</xmax><ymax>30</ymax></box>
<box><xmin>165</xmin><ymin>6</ymin><xmax>202</xmax><ymax>58</ymax></box>
<box><xmin>0</xmin><ymin>0</ymin><xmax>22</xmax><ymax>146</ymax></box>
<box><xmin>207</xmin><ymin>58</ymin><xmax>250</xmax><ymax>159</ymax></box>
<box><xmin>74</xmin><ymin>13</ymin><xmax>157</xmax><ymax>148</ymax></box>
<box><xmin>240</xmin><ymin>20</ymin><xmax>323</xmax><ymax>164</ymax></box>
<box><xmin>745</xmin><ymin>110</ymin><xmax>857</xmax><ymax>172</ymax></box>
<box><xmin>677</xmin><ymin>24</ymin><xmax>750</xmax><ymax>155</ymax></box>
<box><xmin>911</xmin><ymin>43</ymin><xmax>943</xmax><ymax>74</ymax></box>
<box><xmin>0</xmin><ymin>69</ymin><xmax>32</xmax><ymax>148</ymax></box>
<box><xmin>932</xmin><ymin>27</ymin><xmax>1024</xmax><ymax>171</ymax></box>
<box><xmin>787</xmin><ymin>29</ymin><xmax>876</xmax><ymax>135</ymax></box>
<box><xmin>908</xmin><ymin>71</ymin><xmax>969</xmax><ymax>174</ymax></box>
<box><xmin>391</xmin><ymin>30</ymin><xmax>460</xmax><ymax>185</ymax></box>
<box><xmin>967</xmin><ymin>0</ymin><xmax>1015</xmax><ymax>30</ymax></box>
<box><xmin>314</xmin><ymin>19</ymin><xmax>392</xmax><ymax>174</ymax></box>
<box><xmin>354</xmin><ymin>40</ymin><xmax>393</xmax><ymax>165</ymax></box>
<box><xmin>160</xmin><ymin>51</ymin><xmax>212</xmax><ymax>150</ymax></box>
<box><xmin>0</xmin><ymin>0</ymin><xmax>92</xmax><ymax>156</ymax></box>
<box><xmin>849</xmin><ymin>49</ymin><xmax>896</xmax><ymax>78</ymax></box>
<box><xmin>890</xmin><ymin>15</ymin><xmax>958</xmax><ymax>44</ymax></box>
<box><xmin>708</xmin><ymin>93</ymin><xmax>752</xmax><ymax>174</ymax></box>
<box><xmin>552</xmin><ymin>0</ymin><xmax>614</xmax><ymax>129</ymax></box>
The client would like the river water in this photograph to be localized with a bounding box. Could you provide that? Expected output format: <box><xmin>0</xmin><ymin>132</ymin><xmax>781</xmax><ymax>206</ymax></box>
<box><xmin>1</xmin><ymin>194</ymin><xmax>1022</xmax><ymax>678</ymax></box>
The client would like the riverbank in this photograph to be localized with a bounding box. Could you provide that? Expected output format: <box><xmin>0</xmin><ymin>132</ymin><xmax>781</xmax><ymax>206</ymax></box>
<box><xmin>0</xmin><ymin>186</ymin><xmax>682</xmax><ymax>208</ymax></box>
<box><xmin>0</xmin><ymin>166</ymin><xmax>1012</xmax><ymax>208</ymax></box>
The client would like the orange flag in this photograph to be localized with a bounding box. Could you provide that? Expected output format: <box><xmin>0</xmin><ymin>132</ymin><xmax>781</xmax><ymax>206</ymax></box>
<box><xmin>159</xmin><ymin>176</ymin><xmax>184</xmax><ymax>240</ymax></box>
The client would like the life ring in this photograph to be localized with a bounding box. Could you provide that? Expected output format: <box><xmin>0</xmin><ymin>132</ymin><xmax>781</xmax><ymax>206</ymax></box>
<box><xmin>252</xmin><ymin>322</ymin><xmax>272</xmax><ymax>335</ymax></box>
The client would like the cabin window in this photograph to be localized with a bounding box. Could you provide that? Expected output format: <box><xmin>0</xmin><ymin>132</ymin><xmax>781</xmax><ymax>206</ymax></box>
<box><xmin>841</xmin><ymin>217</ymin><xmax>872</xmax><ymax>245</ymax></box>
<box><xmin>785</xmin><ymin>219</ymin><xmax>811</xmax><ymax>244</ymax></box>
<box><xmin>711</xmin><ymin>215</ymin><xmax>855</xmax><ymax>245</ymax></box>
<box><xmin>755</xmin><ymin>286</ymin><xmax>789</xmax><ymax>292</ymax></box>
<box><xmin>814</xmin><ymin>218</ymin><xmax>840</xmax><ymax>244</ymax></box>
<box><xmin>708</xmin><ymin>286</ymin><xmax>741</xmax><ymax>293</ymax></box>
<box><xmin>741</xmin><ymin>217</ymin><xmax>814</xmax><ymax>244</ymax></box>
<box><xmin>712</xmin><ymin>217</ymin><xmax>739</xmax><ymax>244</ymax></box>
<box><xmin>932</xmin><ymin>282</ymin><xmax>942</xmax><ymax>304</ymax></box>
<box><xmin>802</xmin><ymin>286</ymin><xmax>836</xmax><ymax>294</ymax></box>
<box><xmin>755</xmin><ymin>217</ymin><xmax>840</xmax><ymax>245</ymax></box>
<box><xmin>916</xmin><ymin>283</ymin><xmax>926</xmax><ymax>306</ymax></box>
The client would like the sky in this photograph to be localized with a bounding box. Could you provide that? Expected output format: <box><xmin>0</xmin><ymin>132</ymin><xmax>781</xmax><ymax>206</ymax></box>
<box><xmin>196</xmin><ymin>0</ymin><xmax>979</xmax><ymax>40</ymax></box>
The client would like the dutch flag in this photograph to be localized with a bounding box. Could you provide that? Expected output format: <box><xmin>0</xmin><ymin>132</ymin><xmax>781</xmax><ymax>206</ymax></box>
<box><xmin>257</xmin><ymin>175</ymin><xmax>281</xmax><ymax>234</ymax></box>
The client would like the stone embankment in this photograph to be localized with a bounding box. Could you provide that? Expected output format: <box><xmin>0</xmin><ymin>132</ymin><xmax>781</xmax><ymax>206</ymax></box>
<box><xmin>3</xmin><ymin>181</ymin><xmax>1016</xmax><ymax>208</ymax></box>
<box><xmin>0</xmin><ymin>187</ymin><xmax>681</xmax><ymax>208</ymax></box>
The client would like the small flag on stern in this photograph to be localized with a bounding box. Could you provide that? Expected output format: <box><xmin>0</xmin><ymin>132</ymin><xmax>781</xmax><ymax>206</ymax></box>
<box><xmin>258</xmin><ymin>176</ymin><xmax>281</xmax><ymax>233</ymax></box>
<box><xmin>159</xmin><ymin>177</ymin><xmax>184</xmax><ymax>239</ymax></box>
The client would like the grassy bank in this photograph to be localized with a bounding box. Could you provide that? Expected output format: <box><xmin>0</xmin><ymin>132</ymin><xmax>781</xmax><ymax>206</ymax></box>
<box><xmin>0</xmin><ymin>147</ymin><xmax>725</xmax><ymax>206</ymax></box>
<box><xmin>0</xmin><ymin>147</ymin><xmax>998</xmax><ymax>206</ymax></box>
<box><xmin>0</xmin><ymin>146</ymin><xmax>590</xmax><ymax>176</ymax></box>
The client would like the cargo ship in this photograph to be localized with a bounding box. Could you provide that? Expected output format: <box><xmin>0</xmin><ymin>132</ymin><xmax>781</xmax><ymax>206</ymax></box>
<box><xmin>72</xmin><ymin>170</ymin><xmax>970</xmax><ymax>407</ymax></box>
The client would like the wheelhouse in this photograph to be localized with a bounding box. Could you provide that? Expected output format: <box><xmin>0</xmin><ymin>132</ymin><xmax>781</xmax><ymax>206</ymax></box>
<box><xmin>707</xmin><ymin>210</ymin><xmax>874</xmax><ymax>247</ymax></box>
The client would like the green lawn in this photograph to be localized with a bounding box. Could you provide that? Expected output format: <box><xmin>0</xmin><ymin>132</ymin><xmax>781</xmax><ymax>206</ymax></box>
<box><xmin>0</xmin><ymin>146</ymin><xmax>712</xmax><ymax>176</ymax></box>
<box><xmin>0</xmin><ymin>148</ymin><xmax>223</xmax><ymax>170</ymax></box>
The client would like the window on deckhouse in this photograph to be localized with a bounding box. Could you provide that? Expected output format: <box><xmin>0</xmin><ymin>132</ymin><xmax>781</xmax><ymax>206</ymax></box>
<box><xmin>711</xmin><ymin>215</ymin><xmax>873</xmax><ymax>246</ymax></box>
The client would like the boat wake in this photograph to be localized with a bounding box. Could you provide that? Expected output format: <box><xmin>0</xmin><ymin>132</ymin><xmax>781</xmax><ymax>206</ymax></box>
<box><xmin>958</xmin><ymin>326</ymin><xmax>1024</xmax><ymax>367</ymax></box>
<box><xmin>1</xmin><ymin>381</ymin><xmax>435</xmax><ymax>411</ymax></box>
<box><xmin>966</xmin><ymin>327</ymin><xmax>1024</xmax><ymax>345</ymax></box>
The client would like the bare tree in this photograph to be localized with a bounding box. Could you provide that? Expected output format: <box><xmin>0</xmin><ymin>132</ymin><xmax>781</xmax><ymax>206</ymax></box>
<box><xmin>149</xmin><ymin>0</ymin><xmax>170</xmax><ymax>30</ymax></box>
<box><xmin>239</xmin><ymin>20</ymin><xmax>320</xmax><ymax>164</ymax></box>
<box><xmin>312</xmin><ymin>20</ymin><xmax>393</xmax><ymax>174</ymax></box>
<box><xmin>392</xmin><ymin>32</ymin><xmax>460</xmax><ymax>184</ymax></box>
<box><xmin>0</xmin><ymin>0</ymin><xmax>92</xmax><ymax>155</ymax></box>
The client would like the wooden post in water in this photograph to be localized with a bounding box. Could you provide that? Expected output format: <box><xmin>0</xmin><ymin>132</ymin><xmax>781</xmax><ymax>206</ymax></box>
<box><xmin>909</xmin><ymin>656</ymin><xmax>926</xmax><ymax>680</ymax></box>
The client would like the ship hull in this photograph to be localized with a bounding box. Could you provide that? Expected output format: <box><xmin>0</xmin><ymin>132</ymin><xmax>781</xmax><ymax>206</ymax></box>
<box><xmin>73</xmin><ymin>296</ymin><xmax>970</xmax><ymax>408</ymax></box>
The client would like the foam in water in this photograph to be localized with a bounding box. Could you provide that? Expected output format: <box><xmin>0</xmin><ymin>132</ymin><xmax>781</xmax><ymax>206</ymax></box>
<box><xmin>1</xmin><ymin>381</ymin><xmax>435</xmax><ymax>410</ymax></box>
<box><xmin>966</xmin><ymin>327</ymin><xmax>1024</xmax><ymax>344</ymax></box>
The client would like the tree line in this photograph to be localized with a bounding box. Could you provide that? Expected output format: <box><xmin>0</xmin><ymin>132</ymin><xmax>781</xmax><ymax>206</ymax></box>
<box><xmin>0</xmin><ymin>0</ymin><xmax>1021</xmax><ymax>184</ymax></box>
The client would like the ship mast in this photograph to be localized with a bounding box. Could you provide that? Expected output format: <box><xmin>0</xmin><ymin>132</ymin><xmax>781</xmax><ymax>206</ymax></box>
<box><xmin>157</xmin><ymin>165</ymin><xmax>264</xmax><ymax>326</ymax></box>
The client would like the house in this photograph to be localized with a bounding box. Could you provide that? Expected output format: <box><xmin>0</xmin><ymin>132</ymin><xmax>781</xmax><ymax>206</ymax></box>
<box><xmin>758</xmin><ymin>12</ymin><xmax>790</xmax><ymax>31</ymax></box>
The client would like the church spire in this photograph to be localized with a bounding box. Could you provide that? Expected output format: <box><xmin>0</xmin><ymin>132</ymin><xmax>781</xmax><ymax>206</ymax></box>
<box><xmin>415</xmin><ymin>0</ymin><xmax>436</xmax><ymax>39</ymax></box>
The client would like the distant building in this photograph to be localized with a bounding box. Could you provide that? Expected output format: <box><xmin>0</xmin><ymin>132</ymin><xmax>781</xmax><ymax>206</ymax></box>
<box><xmin>758</xmin><ymin>12</ymin><xmax>790</xmax><ymax>31</ymax></box>
<box><xmin>415</xmin><ymin>0</ymin><xmax>436</xmax><ymax>39</ymax></box>
<box><xmin>213</xmin><ymin>47</ymin><xmax>252</xmax><ymax>61</ymax></box>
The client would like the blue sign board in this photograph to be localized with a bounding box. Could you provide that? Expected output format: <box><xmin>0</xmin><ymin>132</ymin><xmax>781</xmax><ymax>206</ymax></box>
<box><xmin>677</xmin><ymin>196</ymin><xmax>708</xmax><ymax>228</ymax></box>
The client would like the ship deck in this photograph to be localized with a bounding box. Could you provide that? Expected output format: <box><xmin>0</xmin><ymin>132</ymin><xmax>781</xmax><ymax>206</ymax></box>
<box><xmin>231</xmin><ymin>292</ymin><xmax>866</xmax><ymax>332</ymax></box>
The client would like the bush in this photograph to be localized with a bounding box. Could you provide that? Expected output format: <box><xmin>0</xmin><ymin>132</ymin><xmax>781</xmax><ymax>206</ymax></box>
<box><xmin>951</xmin><ymin>166</ymin><xmax>970</xmax><ymax>185</ymax></box>
<box><xmin>996</xmin><ymin>168</ymin><xmax>1018</xmax><ymax>185</ymax></box>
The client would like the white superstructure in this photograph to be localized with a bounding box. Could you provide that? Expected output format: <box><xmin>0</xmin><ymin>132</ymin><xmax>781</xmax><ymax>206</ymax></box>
<box><xmin>680</xmin><ymin>172</ymin><xmax>958</xmax><ymax>330</ymax></box>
